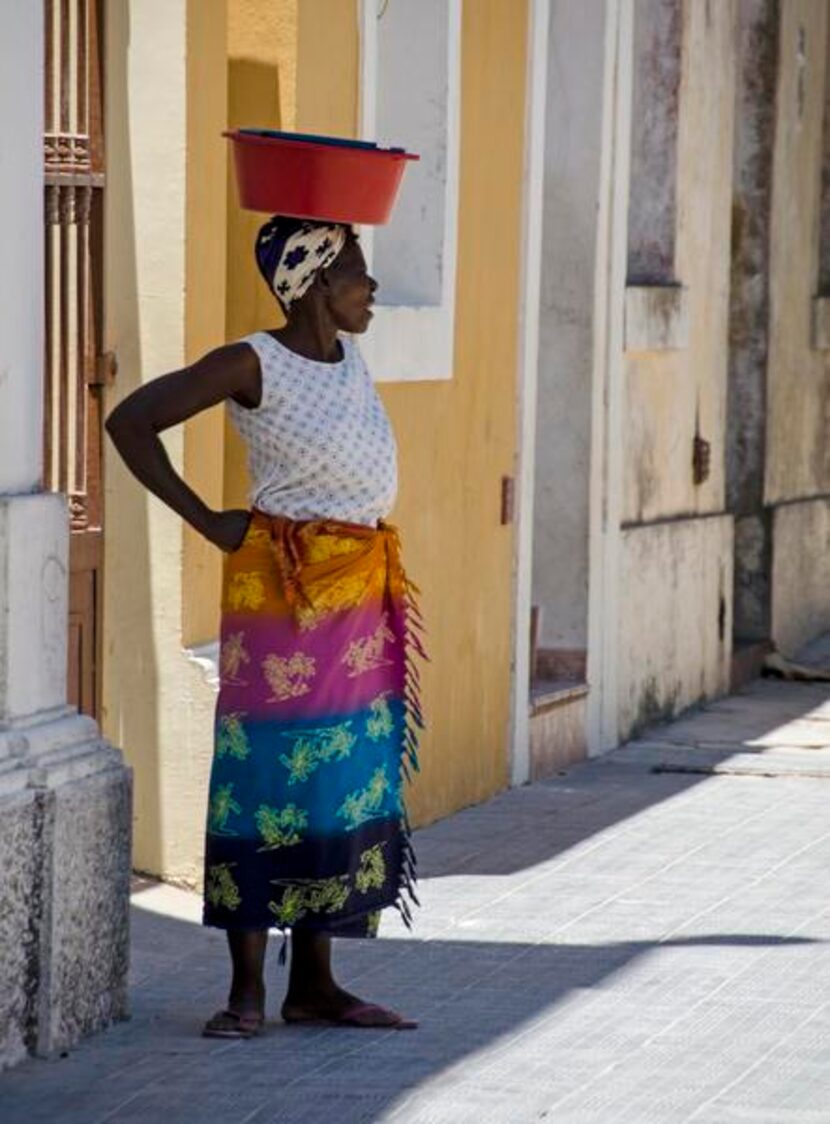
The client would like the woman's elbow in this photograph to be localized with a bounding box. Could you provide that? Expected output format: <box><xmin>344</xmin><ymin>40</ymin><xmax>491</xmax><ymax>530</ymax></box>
<box><xmin>104</xmin><ymin>401</ymin><xmax>149</xmax><ymax>448</ymax></box>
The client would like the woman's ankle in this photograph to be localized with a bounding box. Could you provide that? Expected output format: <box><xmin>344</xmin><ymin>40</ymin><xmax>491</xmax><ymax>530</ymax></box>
<box><xmin>284</xmin><ymin>977</ymin><xmax>341</xmax><ymax>1004</ymax></box>
<box><xmin>228</xmin><ymin>979</ymin><xmax>266</xmax><ymax>1010</ymax></box>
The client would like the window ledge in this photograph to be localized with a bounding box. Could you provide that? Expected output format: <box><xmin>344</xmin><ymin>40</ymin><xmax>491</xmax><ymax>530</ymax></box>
<box><xmin>530</xmin><ymin>679</ymin><xmax>589</xmax><ymax>716</ymax></box>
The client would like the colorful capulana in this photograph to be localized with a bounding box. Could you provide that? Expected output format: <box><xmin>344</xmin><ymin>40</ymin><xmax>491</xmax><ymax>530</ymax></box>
<box><xmin>203</xmin><ymin>509</ymin><xmax>424</xmax><ymax>941</ymax></box>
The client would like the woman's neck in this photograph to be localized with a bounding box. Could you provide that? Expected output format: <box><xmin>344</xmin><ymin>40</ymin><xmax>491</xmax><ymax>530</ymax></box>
<box><xmin>271</xmin><ymin>307</ymin><xmax>341</xmax><ymax>364</ymax></box>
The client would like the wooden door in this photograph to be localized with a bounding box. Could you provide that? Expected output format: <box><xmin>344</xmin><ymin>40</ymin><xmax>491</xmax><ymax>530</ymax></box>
<box><xmin>43</xmin><ymin>0</ymin><xmax>113</xmax><ymax>720</ymax></box>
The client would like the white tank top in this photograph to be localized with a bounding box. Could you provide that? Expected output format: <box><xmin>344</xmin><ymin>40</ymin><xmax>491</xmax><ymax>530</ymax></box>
<box><xmin>227</xmin><ymin>331</ymin><xmax>398</xmax><ymax>527</ymax></box>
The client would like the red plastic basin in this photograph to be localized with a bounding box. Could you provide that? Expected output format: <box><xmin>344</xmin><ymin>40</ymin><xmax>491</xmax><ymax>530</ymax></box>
<box><xmin>223</xmin><ymin>129</ymin><xmax>419</xmax><ymax>225</ymax></box>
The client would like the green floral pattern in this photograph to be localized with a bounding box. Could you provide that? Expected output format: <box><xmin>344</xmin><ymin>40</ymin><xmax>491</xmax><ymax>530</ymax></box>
<box><xmin>355</xmin><ymin>843</ymin><xmax>386</xmax><ymax>893</ymax></box>
<box><xmin>366</xmin><ymin>693</ymin><xmax>395</xmax><ymax>741</ymax></box>
<box><xmin>337</xmin><ymin>766</ymin><xmax>390</xmax><ymax>829</ymax></box>
<box><xmin>267</xmin><ymin>875</ymin><xmax>351</xmax><ymax>926</ymax></box>
<box><xmin>278</xmin><ymin>721</ymin><xmax>356</xmax><ymax>785</ymax></box>
<box><xmin>365</xmin><ymin>910</ymin><xmax>381</xmax><ymax>937</ymax></box>
<box><xmin>255</xmin><ymin>803</ymin><xmax>308</xmax><ymax>850</ymax></box>
<box><xmin>208</xmin><ymin>782</ymin><xmax>241</xmax><ymax>834</ymax></box>
<box><xmin>216</xmin><ymin>713</ymin><xmax>251</xmax><ymax>760</ymax></box>
<box><xmin>206</xmin><ymin>863</ymin><xmax>241</xmax><ymax>911</ymax></box>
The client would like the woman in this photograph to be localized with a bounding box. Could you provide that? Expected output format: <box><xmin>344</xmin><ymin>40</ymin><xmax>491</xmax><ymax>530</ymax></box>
<box><xmin>106</xmin><ymin>215</ymin><xmax>424</xmax><ymax>1036</ymax></box>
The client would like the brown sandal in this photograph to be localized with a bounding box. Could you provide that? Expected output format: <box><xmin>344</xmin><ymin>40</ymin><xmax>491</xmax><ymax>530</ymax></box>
<box><xmin>202</xmin><ymin>1008</ymin><xmax>265</xmax><ymax>1039</ymax></box>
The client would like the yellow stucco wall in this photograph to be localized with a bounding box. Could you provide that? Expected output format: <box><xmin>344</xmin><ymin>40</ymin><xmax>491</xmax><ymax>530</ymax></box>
<box><xmin>183</xmin><ymin>0</ymin><xmax>230</xmax><ymax>647</ymax></box>
<box><xmin>293</xmin><ymin>0</ymin><xmax>528</xmax><ymax>823</ymax></box>
<box><xmin>223</xmin><ymin>0</ymin><xmax>298</xmax><ymax>512</ymax></box>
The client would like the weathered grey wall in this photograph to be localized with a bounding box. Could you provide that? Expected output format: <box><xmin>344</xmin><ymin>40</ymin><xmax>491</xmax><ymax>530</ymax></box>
<box><xmin>771</xmin><ymin>499</ymin><xmax>830</xmax><ymax>657</ymax></box>
<box><xmin>0</xmin><ymin>792</ymin><xmax>39</xmax><ymax>1068</ymax></box>
<box><xmin>624</xmin><ymin>0</ymin><xmax>735</xmax><ymax>526</ymax></box>
<box><xmin>764</xmin><ymin>1</ymin><xmax>829</xmax><ymax>654</ymax></box>
<box><xmin>727</xmin><ymin>0</ymin><xmax>779</xmax><ymax>642</ymax></box>
<box><xmin>765</xmin><ymin>0</ymin><xmax>829</xmax><ymax>504</ymax></box>
<box><xmin>532</xmin><ymin>0</ymin><xmax>607</xmax><ymax>652</ymax></box>
<box><xmin>818</xmin><ymin>8</ymin><xmax>830</xmax><ymax>295</ymax></box>
<box><xmin>627</xmin><ymin>0</ymin><xmax>681</xmax><ymax>283</ymax></box>
<box><xmin>619</xmin><ymin>516</ymin><xmax>733</xmax><ymax>738</ymax></box>
<box><xmin>617</xmin><ymin>0</ymin><xmax>737</xmax><ymax>740</ymax></box>
<box><xmin>40</xmin><ymin>769</ymin><xmax>132</xmax><ymax>1054</ymax></box>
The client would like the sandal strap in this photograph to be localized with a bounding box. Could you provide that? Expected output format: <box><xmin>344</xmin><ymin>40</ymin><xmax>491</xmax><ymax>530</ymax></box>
<box><xmin>206</xmin><ymin>1008</ymin><xmax>263</xmax><ymax>1029</ymax></box>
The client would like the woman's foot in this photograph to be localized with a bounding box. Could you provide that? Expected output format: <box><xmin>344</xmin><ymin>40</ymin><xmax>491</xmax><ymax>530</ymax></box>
<box><xmin>282</xmin><ymin>931</ymin><xmax>418</xmax><ymax>1028</ymax></box>
<box><xmin>203</xmin><ymin>928</ymin><xmax>269</xmax><ymax>1038</ymax></box>
<box><xmin>281</xmin><ymin>984</ymin><xmax>417</xmax><ymax>1029</ymax></box>
<box><xmin>203</xmin><ymin>976</ymin><xmax>266</xmax><ymax>1039</ymax></box>
<box><xmin>202</xmin><ymin>1008</ymin><xmax>265</xmax><ymax>1038</ymax></box>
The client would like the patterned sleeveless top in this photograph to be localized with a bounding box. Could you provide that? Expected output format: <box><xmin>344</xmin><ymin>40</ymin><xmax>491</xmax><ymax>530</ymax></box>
<box><xmin>227</xmin><ymin>331</ymin><xmax>398</xmax><ymax>528</ymax></box>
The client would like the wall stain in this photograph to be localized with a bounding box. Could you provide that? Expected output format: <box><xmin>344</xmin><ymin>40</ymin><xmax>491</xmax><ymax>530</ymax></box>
<box><xmin>634</xmin><ymin>675</ymin><xmax>681</xmax><ymax>737</ymax></box>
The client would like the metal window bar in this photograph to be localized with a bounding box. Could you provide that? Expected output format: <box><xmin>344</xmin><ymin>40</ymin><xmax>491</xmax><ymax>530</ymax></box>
<box><xmin>43</xmin><ymin>0</ymin><xmax>105</xmax><ymax>528</ymax></box>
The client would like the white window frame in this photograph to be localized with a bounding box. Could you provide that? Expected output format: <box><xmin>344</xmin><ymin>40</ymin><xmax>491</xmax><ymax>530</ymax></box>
<box><xmin>357</xmin><ymin>0</ymin><xmax>461</xmax><ymax>382</ymax></box>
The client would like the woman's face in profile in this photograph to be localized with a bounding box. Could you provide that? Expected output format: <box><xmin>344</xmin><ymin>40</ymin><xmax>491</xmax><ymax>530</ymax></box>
<box><xmin>321</xmin><ymin>238</ymin><xmax>377</xmax><ymax>334</ymax></box>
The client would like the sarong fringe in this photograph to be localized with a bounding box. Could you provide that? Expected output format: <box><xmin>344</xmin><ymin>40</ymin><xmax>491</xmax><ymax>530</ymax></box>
<box><xmin>393</xmin><ymin>554</ymin><xmax>428</xmax><ymax>931</ymax></box>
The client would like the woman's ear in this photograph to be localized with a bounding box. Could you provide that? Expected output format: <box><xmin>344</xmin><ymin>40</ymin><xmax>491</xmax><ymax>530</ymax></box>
<box><xmin>316</xmin><ymin>266</ymin><xmax>333</xmax><ymax>295</ymax></box>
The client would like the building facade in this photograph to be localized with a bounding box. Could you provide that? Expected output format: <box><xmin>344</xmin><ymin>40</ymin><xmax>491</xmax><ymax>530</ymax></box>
<box><xmin>1</xmin><ymin>0</ymin><xmax>828</xmax><ymax>1068</ymax></box>
<box><xmin>100</xmin><ymin>0</ymin><xmax>830</xmax><ymax>885</ymax></box>
<box><xmin>529</xmin><ymin>0</ymin><xmax>829</xmax><ymax>771</ymax></box>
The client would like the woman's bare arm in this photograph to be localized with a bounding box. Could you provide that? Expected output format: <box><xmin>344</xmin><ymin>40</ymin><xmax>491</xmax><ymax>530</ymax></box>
<box><xmin>105</xmin><ymin>341</ymin><xmax>261</xmax><ymax>551</ymax></box>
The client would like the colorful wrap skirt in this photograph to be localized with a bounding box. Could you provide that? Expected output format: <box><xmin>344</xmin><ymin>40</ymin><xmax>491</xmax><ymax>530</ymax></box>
<box><xmin>202</xmin><ymin>509</ymin><xmax>424</xmax><ymax>941</ymax></box>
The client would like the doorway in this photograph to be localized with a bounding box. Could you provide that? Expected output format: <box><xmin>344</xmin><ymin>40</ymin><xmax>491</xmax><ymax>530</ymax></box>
<box><xmin>43</xmin><ymin>0</ymin><xmax>112</xmax><ymax>719</ymax></box>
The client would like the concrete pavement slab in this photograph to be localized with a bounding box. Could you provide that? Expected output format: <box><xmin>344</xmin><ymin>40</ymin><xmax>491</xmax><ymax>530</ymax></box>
<box><xmin>2</xmin><ymin>668</ymin><xmax>830</xmax><ymax>1122</ymax></box>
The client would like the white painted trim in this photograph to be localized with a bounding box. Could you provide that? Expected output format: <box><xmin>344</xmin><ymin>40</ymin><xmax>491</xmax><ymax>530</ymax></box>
<box><xmin>358</xmin><ymin>0</ymin><xmax>378</xmax><ymax>142</ymax></box>
<box><xmin>586</xmin><ymin>0</ymin><xmax>633</xmax><ymax>754</ymax></box>
<box><xmin>509</xmin><ymin>0</ymin><xmax>550</xmax><ymax>787</ymax></box>
<box><xmin>357</xmin><ymin>0</ymin><xmax>461</xmax><ymax>382</ymax></box>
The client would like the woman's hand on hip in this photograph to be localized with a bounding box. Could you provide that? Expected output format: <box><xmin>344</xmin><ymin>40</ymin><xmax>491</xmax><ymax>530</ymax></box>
<box><xmin>205</xmin><ymin>509</ymin><xmax>253</xmax><ymax>553</ymax></box>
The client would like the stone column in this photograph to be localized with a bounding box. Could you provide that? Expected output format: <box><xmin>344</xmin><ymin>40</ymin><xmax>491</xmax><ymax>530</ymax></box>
<box><xmin>0</xmin><ymin>1</ymin><xmax>131</xmax><ymax>1070</ymax></box>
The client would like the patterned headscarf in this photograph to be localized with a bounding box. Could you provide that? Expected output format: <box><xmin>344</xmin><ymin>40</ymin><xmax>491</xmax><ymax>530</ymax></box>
<box><xmin>254</xmin><ymin>215</ymin><xmax>349</xmax><ymax>308</ymax></box>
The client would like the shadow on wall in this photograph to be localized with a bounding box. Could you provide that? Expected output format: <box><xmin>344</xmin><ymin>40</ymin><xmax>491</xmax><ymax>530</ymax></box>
<box><xmin>100</xmin><ymin>0</ymin><xmax>161</xmax><ymax>870</ymax></box>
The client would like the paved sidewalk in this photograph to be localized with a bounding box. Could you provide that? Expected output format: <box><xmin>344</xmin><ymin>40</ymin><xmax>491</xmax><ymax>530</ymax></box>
<box><xmin>3</xmin><ymin>659</ymin><xmax>830</xmax><ymax>1123</ymax></box>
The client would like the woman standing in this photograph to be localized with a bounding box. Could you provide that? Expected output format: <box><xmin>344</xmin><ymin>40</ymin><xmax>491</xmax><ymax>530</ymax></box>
<box><xmin>106</xmin><ymin>216</ymin><xmax>423</xmax><ymax>1036</ymax></box>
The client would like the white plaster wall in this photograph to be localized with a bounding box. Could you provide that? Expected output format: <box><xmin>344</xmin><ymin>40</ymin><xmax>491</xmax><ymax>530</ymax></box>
<box><xmin>618</xmin><ymin>515</ymin><xmax>733</xmax><ymax>741</ymax></box>
<box><xmin>585</xmin><ymin>0</ymin><xmax>631</xmax><ymax>753</ymax></box>
<box><xmin>0</xmin><ymin>0</ymin><xmax>44</xmax><ymax>494</ymax></box>
<box><xmin>358</xmin><ymin>0</ymin><xmax>460</xmax><ymax>381</ymax></box>
<box><xmin>373</xmin><ymin>0</ymin><xmax>448</xmax><ymax>307</ymax></box>
<box><xmin>0</xmin><ymin>495</ymin><xmax>68</xmax><ymax>723</ymax></box>
<box><xmin>771</xmin><ymin>499</ymin><xmax>830</xmax><ymax>658</ymax></box>
<box><xmin>532</xmin><ymin>0</ymin><xmax>608</xmax><ymax>650</ymax></box>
